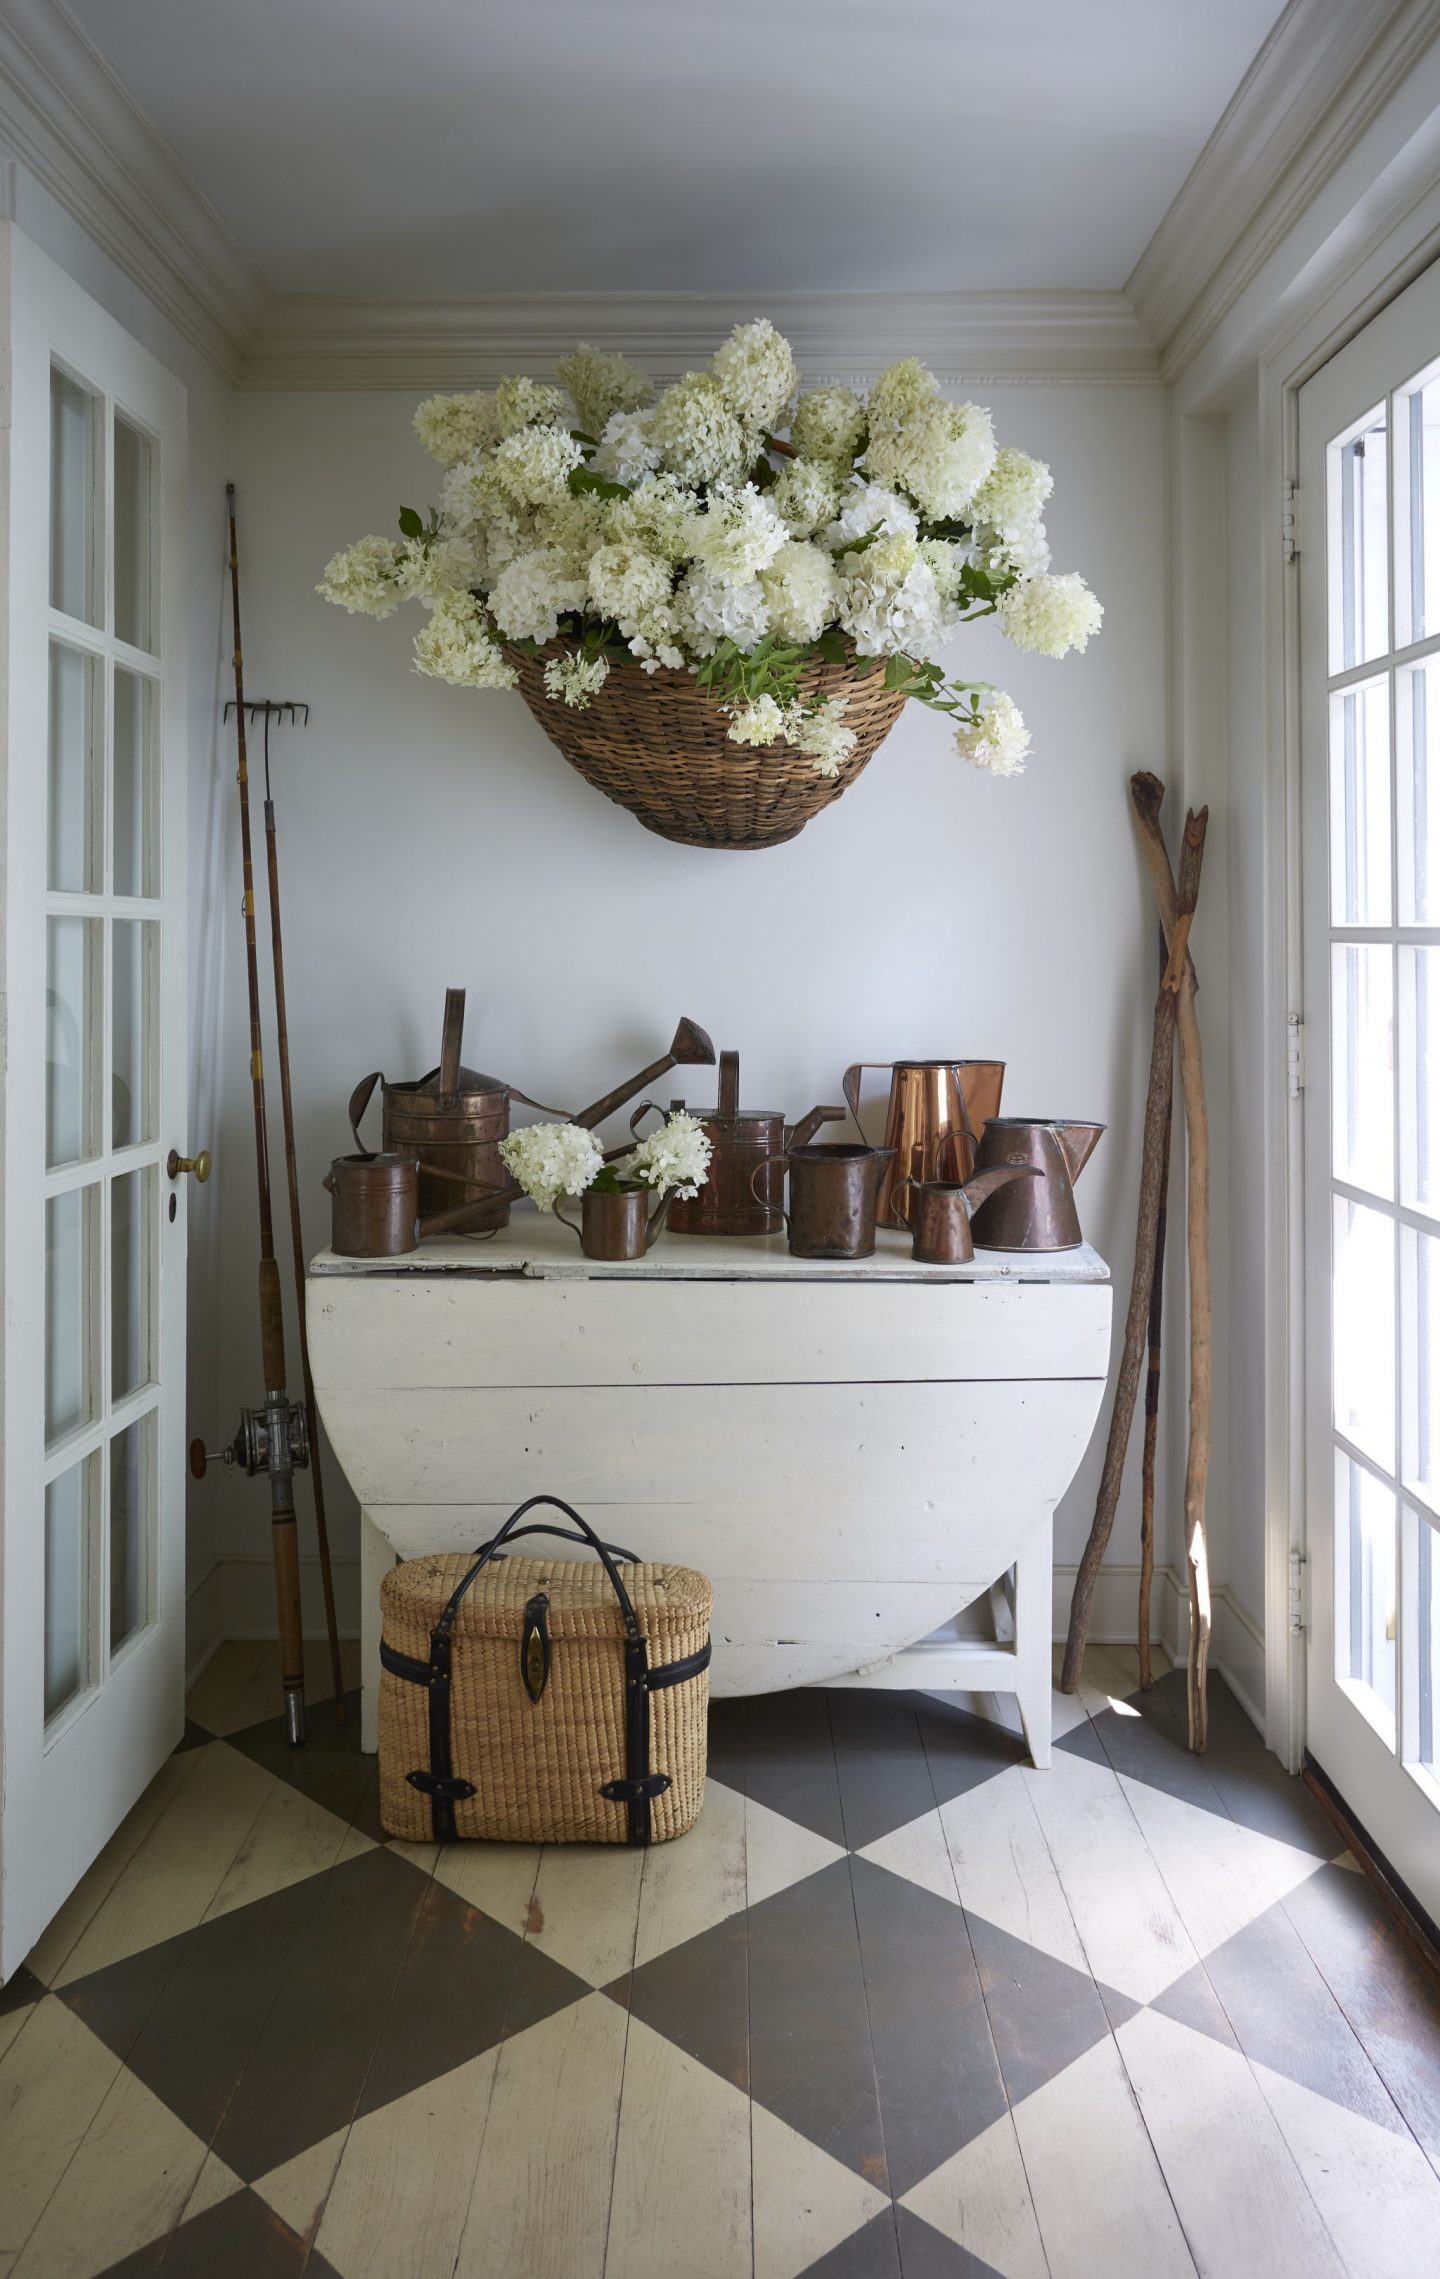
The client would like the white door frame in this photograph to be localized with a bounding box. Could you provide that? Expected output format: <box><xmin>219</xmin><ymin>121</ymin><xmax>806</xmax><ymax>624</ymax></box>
<box><xmin>0</xmin><ymin>223</ymin><xmax>189</xmax><ymax>1979</ymax></box>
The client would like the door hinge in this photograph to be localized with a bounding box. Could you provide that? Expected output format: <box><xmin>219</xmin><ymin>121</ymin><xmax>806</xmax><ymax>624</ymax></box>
<box><xmin>1281</xmin><ymin>477</ymin><xmax>1299</xmax><ymax>564</ymax></box>
<box><xmin>1289</xmin><ymin>1548</ymin><xmax>1309</xmax><ymax>1635</ymax></box>
<box><xmin>1287</xmin><ymin>1014</ymin><xmax>1306</xmax><ymax>1098</ymax></box>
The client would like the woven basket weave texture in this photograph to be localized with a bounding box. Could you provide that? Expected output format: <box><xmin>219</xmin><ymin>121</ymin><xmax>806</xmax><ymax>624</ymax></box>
<box><xmin>378</xmin><ymin>1550</ymin><xmax>712</xmax><ymax>1844</ymax></box>
<box><xmin>507</xmin><ymin>642</ymin><xmax>909</xmax><ymax>850</ymax></box>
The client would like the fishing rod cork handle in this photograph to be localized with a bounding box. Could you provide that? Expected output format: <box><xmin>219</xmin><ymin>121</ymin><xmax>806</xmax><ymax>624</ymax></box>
<box><xmin>258</xmin><ymin>1256</ymin><xmax>288</xmax><ymax>1392</ymax></box>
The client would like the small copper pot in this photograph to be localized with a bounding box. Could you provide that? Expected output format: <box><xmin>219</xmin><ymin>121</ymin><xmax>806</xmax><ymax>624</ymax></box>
<box><xmin>892</xmin><ymin>1165</ymin><xmax>1042</xmax><ymax>1265</ymax></box>
<box><xmin>324</xmin><ymin>1152</ymin><xmax>496</xmax><ymax>1258</ymax></box>
<box><xmin>751</xmin><ymin>1142</ymin><xmax>895</xmax><ymax>1260</ymax></box>
<box><xmin>555</xmin><ymin>1187</ymin><xmax>669</xmax><ymax>1261</ymax></box>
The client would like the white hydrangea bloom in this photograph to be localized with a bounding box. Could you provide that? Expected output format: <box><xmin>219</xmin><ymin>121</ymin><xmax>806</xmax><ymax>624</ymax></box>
<box><xmin>953</xmin><ymin>692</ymin><xmax>1031</xmax><ymax>777</ymax></box>
<box><xmin>839</xmin><ymin>532</ymin><xmax>958</xmax><ymax>657</ymax></box>
<box><xmin>649</xmin><ymin>374</ymin><xmax>752</xmax><ymax>488</ymax></box>
<box><xmin>491</xmin><ymin>423</ymin><xmax>585</xmax><ymax>509</ymax></box>
<box><xmin>487</xmin><ymin>545</ymin><xmax>588</xmax><ymax>644</ymax></box>
<box><xmin>789</xmin><ymin>695</ymin><xmax>858</xmax><ymax>779</ymax></box>
<box><xmin>759</xmin><ymin>541</ymin><xmax>839</xmax><ymax>643</ymax></box>
<box><xmin>710</xmin><ymin>319</ymin><xmax>797</xmax><ymax>433</ymax></box>
<box><xmin>976</xmin><ymin>520</ymin><xmax>1052</xmax><ymax>580</ymax></box>
<box><xmin>494</xmin><ymin>375</ymin><xmax>564</xmax><ymax>435</ymax></box>
<box><xmin>726</xmin><ymin>694</ymin><xmax>788</xmax><ymax>746</ymax></box>
<box><xmin>604</xmin><ymin>472</ymin><xmax>702</xmax><ymax>563</ymax></box>
<box><xmin>970</xmin><ymin>448</ymin><xmax>1053</xmax><ymax>540</ymax></box>
<box><xmin>498</xmin><ymin>1120</ymin><xmax>605</xmax><ymax>1211</ymax></box>
<box><xmin>997</xmin><ymin>570</ymin><xmax>1104</xmax><ymax>657</ymax></box>
<box><xmin>770</xmin><ymin>457</ymin><xmax>843</xmax><ymax>539</ymax></box>
<box><xmin>593</xmin><ymin>408</ymin><xmax>663</xmax><ymax>487</ymax></box>
<box><xmin>673</xmin><ymin>564</ymin><xmax>771</xmax><ymax>655</ymax></box>
<box><xmin>587</xmin><ymin>542</ymin><xmax>674</xmax><ymax>634</ymax></box>
<box><xmin>867</xmin><ymin>358</ymin><xmax>940</xmax><ymax>429</ymax></box>
<box><xmin>863</xmin><ymin>397</ymin><xmax>996</xmax><ymax>520</ymax></box>
<box><xmin>788</xmin><ymin>385</ymin><xmax>867</xmax><ymax>465</ymax></box>
<box><xmin>316</xmin><ymin>535</ymin><xmax>402</xmax><ymax>617</ymax></box>
<box><xmin>555</xmin><ymin>345</ymin><xmax>653</xmax><ymax>438</ymax></box>
<box><xmin>616</xmin><ymin>1110</ymin><xmax>713</xmax><ymax>1201</ymax></box>
<box><xmin>543</xmin><ymin>650</ymin><xmax>610</xmax><ymax>709</ymax></box>
<box><xmin>822</xmin><ymin>482</ymin><xmax>919</xmax><ymax>553</ymax></box>
<box><xmin>394</xmin><ymin>532</ymin><xmax>480</xmax><ymax>604</ymax></box>
<box><xmin>413</xmin><ymin>391</ymin><xmax>502</xmax><ymax>467</ymax></box>
<box><xmin>412</xmin><ymin>596</ymin><xmax>517</xmax><ymax>689</ymax></box>
<box><xmin>690</xmin><ymin>484</ymin><xmax>789</xmax><ymax>582</ymax></box>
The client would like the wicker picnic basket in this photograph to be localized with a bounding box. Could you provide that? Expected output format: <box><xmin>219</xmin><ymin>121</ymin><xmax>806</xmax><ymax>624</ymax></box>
<box><xmin>507</xmin><ymin>641</ymin><xmax>909</xmax><ymax>851</ymax></box>
<box><xmin>378</xmin><ymin>1496</ymin><xmax>712</xmax><ymax>1846</ymax></box>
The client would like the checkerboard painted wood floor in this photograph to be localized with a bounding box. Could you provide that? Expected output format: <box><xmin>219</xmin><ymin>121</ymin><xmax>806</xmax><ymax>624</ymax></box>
<box><xmin>1</xmin><ymin>1640</ymin><xmax>1438</xmax><ymax>2277</ymax></box>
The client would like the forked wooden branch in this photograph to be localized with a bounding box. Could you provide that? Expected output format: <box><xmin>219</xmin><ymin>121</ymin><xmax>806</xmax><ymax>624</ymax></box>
<box><xmin>1061</xmin><ymin>780</ymin><xmax>1204</xmax><ymax>1694</ymax></box>
<box><xmin>1131</xmin><ymin>776</ymin><xmax>1213</xmax><ymax>1751</ymax></box>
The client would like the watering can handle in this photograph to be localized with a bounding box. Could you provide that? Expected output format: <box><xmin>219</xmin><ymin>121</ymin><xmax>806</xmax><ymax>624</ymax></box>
<box><xmin>553</xmin><ymin>1197</ymin><xmax>585</xmax><ymax>1247</ymax></box>
<box><xmin>842</xmin><ymin>1064</ymin><xmax>890</xmax><ymax>1142</ymax></box>
<box><xmin>348</xmin><ymin>1071</ymin><xmax>381</xmax><ymax>1157</ymax></box>
<box><xmin>438</xmin><ymin>988</ymin><xmax>465</xmax><ymax>1105</ymax></box>
<box><xmin>628</xmin><ymin>1099</ymin><xmax>667</xmax><ymax>1139</ymax></box>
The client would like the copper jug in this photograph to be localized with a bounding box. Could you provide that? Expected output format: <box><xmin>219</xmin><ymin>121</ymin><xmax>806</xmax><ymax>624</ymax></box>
<box><xmin>892</xmin><ymin>1165</ymin><xmax>1041</xmax><ymax>1265</ymax></box>
<box><xmin>555</xmin><ymin>1186</ymin><xmax>670</xmax><ymax>1261</ymax></box>
<box><xmin>968</xmin><ymin>1119</ymin><xmax>1105</xmax><ymax>1252</ymax></box>
<box><xmin>750</xmin><ymin>1142</ymin><xmax>895</xmax><ymax>1260</ymax></box>
<box><xmin>843</xmin><ymin>1060</ymin><xmax>1005</xmax><ymax>1229</ymax></box>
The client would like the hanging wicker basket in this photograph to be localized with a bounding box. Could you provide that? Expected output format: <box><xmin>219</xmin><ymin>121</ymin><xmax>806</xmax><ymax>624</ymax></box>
<box><xmin>506</xmin><ymin>641</ymin><xmax>910</xmax><ymax>851</ymax></box>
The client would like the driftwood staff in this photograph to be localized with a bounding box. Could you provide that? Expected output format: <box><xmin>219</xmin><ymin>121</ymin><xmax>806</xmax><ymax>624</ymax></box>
<box><xmin>260</xmin><ymin>710</ymin><xmax>346</xmax><ymax>1723</ymax></box>
<box><xmin>1132</xmin><ymin>779</ymin><xmax>1213</xmax><ymax>1750</ymax></box>
<box><xmin>1138</xmin><ymin>926</ymin><xmax>1174</xmax><ymax>1691</ymax></box>
<box><xmin>1061</xmin><ymin>781</ymin><xmax>1206</xmax><ymax>1695</ymax></box>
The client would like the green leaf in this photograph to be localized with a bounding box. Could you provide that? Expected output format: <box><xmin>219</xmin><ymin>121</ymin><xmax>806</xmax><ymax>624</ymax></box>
<box><xmin>569</xmin><ymin>428</ymin><xmax>599</xmax><ymax>449</ymax></box>
<box><xmin>567</xmin><ymin>466</ymin><xmax>631</xmax><ymax>501</ymax></box>
<box><xmin>397</xmin><ymin>506</ymin><xmax>425</xmax><ymax>541</ymax></box>
<box><xmin>816</xmin><ymin>627</ymin><xmax>848</xmax><ymax>667</ymax></box>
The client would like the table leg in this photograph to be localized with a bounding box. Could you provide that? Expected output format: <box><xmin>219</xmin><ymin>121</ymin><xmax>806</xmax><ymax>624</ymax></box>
<box><xmin>359</xmin><ymin>1509</ymin><xmax>389</xmax><ymax>1755</ymax></box>
<box><xmin>1014</xmin><ymin>1520</ymin><xmax>1054</xmax><ymax>1768</ymax></box>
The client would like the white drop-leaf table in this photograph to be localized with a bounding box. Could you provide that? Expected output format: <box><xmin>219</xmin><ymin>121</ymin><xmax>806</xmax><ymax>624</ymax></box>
<box><xmin>307</xmin><ymin>1214</ymin><xmax>1111</xmax><ymax>1767</ymax></box>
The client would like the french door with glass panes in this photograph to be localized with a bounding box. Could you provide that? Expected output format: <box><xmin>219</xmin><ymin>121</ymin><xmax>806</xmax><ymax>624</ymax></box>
<box><xmin>1299</xmin><ymin>257</ymin><xmax>1440</xmax><ymax>1924</ymax></box>
<box><xmin>0</xmin><ymin>228</ymin><xmax>187</xmax><ymax>1980</ymax></box>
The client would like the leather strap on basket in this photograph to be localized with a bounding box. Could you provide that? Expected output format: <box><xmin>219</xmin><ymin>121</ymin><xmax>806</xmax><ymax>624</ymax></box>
<box><xmin>383</xmin><ymin>1496</ymin><xmax>711</xmax><ymax>1846</ymax></box>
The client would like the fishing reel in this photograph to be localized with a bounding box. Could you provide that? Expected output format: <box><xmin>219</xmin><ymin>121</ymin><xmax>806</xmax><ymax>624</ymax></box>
<box><xmin>190</xmin><ymin>1397</ymin><xmax>310</xmax><ymax>1481</ymax></box>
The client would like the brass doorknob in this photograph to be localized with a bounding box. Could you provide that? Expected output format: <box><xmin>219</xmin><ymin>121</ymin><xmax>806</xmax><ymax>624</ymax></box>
<box><xmin>167</xmin><ymin>1148</ymin><xmax>212</xmax><ymax>1183</ymax></box>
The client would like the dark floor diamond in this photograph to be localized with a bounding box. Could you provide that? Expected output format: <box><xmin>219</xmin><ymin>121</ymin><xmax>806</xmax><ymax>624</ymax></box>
<box><xmin>1281</xmin><ymin>1862</ymin><xmax>1440</xmax><ymax>2161</ymax></box>
<box><xmin>707</xmin><ymin>1689</ymin><xmax>847</xmax><ymax>1846</ymax></box>
<box><xmin>225</xmin><ymin>1687</ymin><xmax>383</xmax><ymax>1841</ymax></box>
<box><xmin>794</xmin><ymin>2206</ymin><xmax>902</xmax><ymax>2277</ymax></box>
<box><xmin>1153</xmin><ymin>1885</ymin><xmax>1408</xmax><ymax>2134</ymax></box>
<box><xmin>93</xmin><ymin>2187</ymin><xmax>344</xmax><ymax>2276</ymax></box>
<box><xmin>848</xmin><ymin>1857</ymin><xmax>1009</xmax><ymax>2194</ymax></box>
<box><xmin>606</xmin><ymin>1906</ymin><xmax>749</xmax><ymax>2093</ymax></box>
<box><xmin>747</xmin><ymin>1857</ymin><xmax>889</xmax><ymax>2186</ymax></box>
<box><xmin>0</xmin><ymin>1962</ymin><xmax>43</xmax><ymax>2018</ymax></box>
<box><xmin>966</xmin><ymin>1911</ymin><xmax>1118</xmax><ymax>2108</ymax></box>
<box><xmin>173</xmin><ymin>1720</ymin><xmax>212</xmax><ymax>1754</ymax></box>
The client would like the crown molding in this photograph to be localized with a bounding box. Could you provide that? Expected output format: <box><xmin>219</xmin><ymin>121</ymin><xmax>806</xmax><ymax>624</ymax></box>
<box><xmin>1128</xmin><ymin>0</ymin><xmax>1440</xmax><ymax>383</ymax></box>
<box><xmin>239</xmin><ymin>288</ymin><xmax>1159</xmax><ymax>392</ymax></box>
<box><xmin>0</xmin><ymin>0</ymin><xmax>267</xmax><ymax>381</ymax></box>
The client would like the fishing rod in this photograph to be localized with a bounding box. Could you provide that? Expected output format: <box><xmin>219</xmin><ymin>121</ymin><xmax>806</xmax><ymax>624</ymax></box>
<box><xmin>189</xmin><ymin>486</ymin><xmax>311</xmax><ymax>1743</ymax></box>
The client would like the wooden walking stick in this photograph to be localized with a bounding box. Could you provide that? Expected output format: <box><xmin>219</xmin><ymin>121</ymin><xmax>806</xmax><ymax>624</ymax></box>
<box><xmin>1138</xmin><ymin>928</ymin><xmax>1174</xmax><ymax>1691</ymax></box>
<box><xmin>1061</xmin><ymin>781</ymin><xmax>1205</xmax><ymax>1693</ymax></box>
<box><xmin>1131</xmin><ymin>778</ymin><xmax>1213</xmax><ymax>1750</ymax></box>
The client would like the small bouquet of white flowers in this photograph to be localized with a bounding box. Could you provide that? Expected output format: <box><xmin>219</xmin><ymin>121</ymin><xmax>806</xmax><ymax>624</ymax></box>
<box><xmin>500</xmin><ymin>1111</ymin><xmax>712</xmax><ymax>1207</ymax></box>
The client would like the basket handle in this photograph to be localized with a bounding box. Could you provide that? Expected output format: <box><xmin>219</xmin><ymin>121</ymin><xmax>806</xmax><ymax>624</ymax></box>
<box><xmin>436</xmin><ymin>1494</ymin><xmax>641</xmax><ymax>1644</ymax></box>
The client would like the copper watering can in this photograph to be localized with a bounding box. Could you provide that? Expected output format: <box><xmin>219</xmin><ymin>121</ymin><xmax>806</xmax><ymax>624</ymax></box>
<box><xmin>323</xmin><ymin>1151</ymin><xmax>499</xmax><ymax>1258</ymax></box>
<box><xmin>968</xmin><ymin>1118</ymin><xmax>1106</xmax><ymax>1252</ymax></box>
<box><xmin>639</xmin><ymin>1049</ymin><xmax>845</xmax><ymax>1237</ymax></box>
<box><xmin>842</xmin><ymin>1059</ymin><xmax>1006</xmax><ymax>1229</ymax></box>
<box><xmin>892</xmin><ymin>1165</ymin><xmax>1042</xmax><ymax>1265</ymax></box>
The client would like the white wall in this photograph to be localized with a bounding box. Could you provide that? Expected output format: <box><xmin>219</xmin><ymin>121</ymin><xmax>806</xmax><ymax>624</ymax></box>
<box><xmin>210</xmin><ymin>378</ymin><xmax>1171</xmax><ymax>1631</ymax></box>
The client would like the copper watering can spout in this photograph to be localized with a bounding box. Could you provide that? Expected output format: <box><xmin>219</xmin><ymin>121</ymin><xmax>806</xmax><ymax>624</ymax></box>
<box><xmin>891</xmin><ymin>1163</ymin><xmax>1040</xmax><ymax>1264</ymax></box>
<box><xmin>572</xmin><ymin>1016</ymin><xmax>716</xmax><ymax>1131</ymax></box>
<box><xmin>960</xmin><ymin>1163</ymin><xmax>1041</xmax><ymax>1217</ymax></box>
<box><xmin>1056</xmin><ymin>1121</ymin><xmax>1104</xmax><ymax>1182</ymax></box>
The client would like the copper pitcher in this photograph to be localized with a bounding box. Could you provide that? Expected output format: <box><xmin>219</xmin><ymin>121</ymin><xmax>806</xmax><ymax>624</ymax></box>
<box><xmin>842</xmin><ymin>1060</ymin><xmax>1005</xmax><ymax>1229</ymax></box>
<box><xmin>968</xmin><ymin>1119</ymin><xmax>1105</xmax><ymax>1252</ymax></box>
<box><xmin>751</xmin><ymin>1142</ymin><xmax>895</xmax><ymax>1260</ymax></box>
<box><xmin>892</xmin><ymin>1165</ymin><xmax>1041</xmax><ymax>1265</ymax></box>
<box><xmin>555</xmin><ymin>1186</ymin><xmax>669</xmax><ymax>1261</ymax></box>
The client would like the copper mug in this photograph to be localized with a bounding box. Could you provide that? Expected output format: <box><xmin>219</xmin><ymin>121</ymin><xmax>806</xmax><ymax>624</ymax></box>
<box><xmin>324</xmin><ymin>1152</ymin><xmax>500</xmax><ymax>1258</ymax></box>
<box><xmin>892</xmin><ymin>1165</ymin><xmax>1042</xmax><ymax>1264</ymax></box>
<box><xmin>751</xmin><ymin>1142</ymin><xmax>896</xmax><ymax>1260</ymax></box>
<box><xmin>555</xmin><ymin>1187</ymin><xmax>668</xmax><ymax>1261</ymax></box>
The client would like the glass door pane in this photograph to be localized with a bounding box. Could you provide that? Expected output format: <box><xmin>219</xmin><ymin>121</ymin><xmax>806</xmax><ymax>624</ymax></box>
<box><xmin>112</xmin><ymin>414</ymin><xmax>154</xmax><ymax>655</ymax></box>
<box><xmin>49</xmin><ymin>366</ymin><xmax>100</xmax><ymax>627</ymax></box>
<box><xmin>113</xmin><ymin>669</ymin><xmax>157</xmax><ymax>897</ymax></box>
<box><xmin>45</xmin><ymin>1456</ymin><xmax>94</xmax><ymax>1719</ymax></box>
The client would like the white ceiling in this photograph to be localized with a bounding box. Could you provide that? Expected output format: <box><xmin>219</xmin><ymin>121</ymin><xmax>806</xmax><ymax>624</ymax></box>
<box><xmin>67</xmin><ymin>0</ymin><xmax>1286</xmax><ymax>299</ymax></box>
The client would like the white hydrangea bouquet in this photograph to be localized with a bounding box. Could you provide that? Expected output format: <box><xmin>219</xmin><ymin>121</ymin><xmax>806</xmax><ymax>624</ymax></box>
<box><xmin>499</xmin><ymin>1111</ymin><xmax>712</xmax><ymax>1212</ymax></box>
<box><xmin>319</xmin><ymin>319</ymin><xmax>1102</xmax><ymax>846</ymax></box>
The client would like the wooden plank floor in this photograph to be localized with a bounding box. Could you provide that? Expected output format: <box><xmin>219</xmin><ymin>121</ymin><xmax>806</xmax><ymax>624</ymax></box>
<box><xmin>1</xmin><ymin>1641</ymin><xmax>1438</xmax><ymax>2277</ymax></box>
